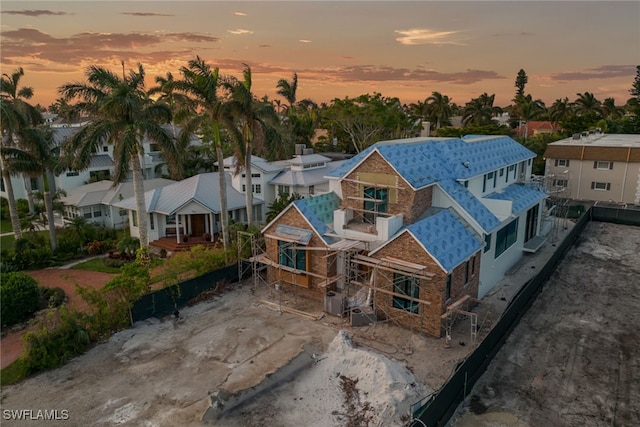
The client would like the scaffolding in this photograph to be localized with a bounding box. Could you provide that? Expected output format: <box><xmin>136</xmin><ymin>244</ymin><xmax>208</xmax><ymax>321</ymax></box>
<box><xmin>440</xmin><ymin>295</ymin><xmax>480</xmax><ymax>346</ymax></box>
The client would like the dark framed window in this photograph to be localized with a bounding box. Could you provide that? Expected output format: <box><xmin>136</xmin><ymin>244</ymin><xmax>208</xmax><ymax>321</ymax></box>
<box><xmin>363</xmin><ymin>186</ymin><xmax>388</xmax><ymax>224</ymax></box>
<box><xmin>445</xmin><ymin>275</ymin><xmax>451</xmax><ymax>301</ymax></box>
<box><xmin>149</xmin><ymin>213</ymin><xmax>155</xmax><ymax>230</ymax></box>
<box><xmin>484</xmin><ymin>234</ymin><xmax>491</xmax><ymax>253</ymax></box>
<box><xmin>392</xmin><ymin>273</ymin><xmax>419</xmax><ymax>313</ymax></box>
<box><xmin>495</xmin><ymin>218</ymin><xmax>518</xmax><ymax>258</ymax></box>
<box><xmin>278</xmin><ymin>241</ymin><xmax>306</xmax><ymax>271</ymax></box>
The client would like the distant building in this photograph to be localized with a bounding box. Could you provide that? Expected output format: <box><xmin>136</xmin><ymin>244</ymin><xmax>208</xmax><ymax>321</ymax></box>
<box><xmin>515</xmin><ymin>121</ymin><xmax>560</xmax><ymax>138</ymax></box>
<box><xmin>544</xmin><ymin>132</ymin><xmax>640</xmax><ymax>205</ymax></box>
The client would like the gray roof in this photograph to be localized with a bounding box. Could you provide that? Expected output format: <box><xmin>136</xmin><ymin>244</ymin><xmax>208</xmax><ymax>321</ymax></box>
<box><xmin>286</xmin><ymin>154</ymin><xmax>331</xmax><ymax>166</ymax></box>
<box><xmin>220</xmin><ymin>155</ymin><xmax>285</xmax><ymax>173</ymax></box>
<box><xmin>61</xmin><ymin>179</ymin><xmax>175</xmax><ymax>208</ymax></box>
<box><xmin>270</xmin><ymin>160</ymin><xmax>348</xmax><ymax>187</ymax></box>
<box><xmin>89</xmin><ymin>154</ymin><xmax>115</xmax><ymax>169</ymax></box>
<box><xmin>114</xmin><ymin>172</ymin><xmax>260</xmax><ymax>215</ymax></box>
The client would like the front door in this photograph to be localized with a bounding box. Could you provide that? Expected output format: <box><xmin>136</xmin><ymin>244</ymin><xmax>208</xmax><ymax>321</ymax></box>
<box><xmin>191</xmin><ymin>214</ymin><xmax>206</xmax><ymax>236</ymax></box>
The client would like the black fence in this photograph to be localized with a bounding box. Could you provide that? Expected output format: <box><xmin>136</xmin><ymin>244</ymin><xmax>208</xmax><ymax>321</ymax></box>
<box><xmin>410</xmin><ymin>209</ymin><xmax>592</xmax><ymax>427</ymax></box>
<box><xmin>591</xmin><ymin>202</ymin><xmax>640</xmax><ymax>226</ymax></box>
<box><xmin>130</xmin><ymin>265</ymin><xmax>242</xmax><ymax>323</ymax></box>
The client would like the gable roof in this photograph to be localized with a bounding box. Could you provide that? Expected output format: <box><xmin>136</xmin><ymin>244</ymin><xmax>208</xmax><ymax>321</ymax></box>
<box><xmin>437</xmin><ymin>179</ymin><xmax>502</xmax><ymax>232</ymax></box>
<box><xmin>220</xmin><ymin>155</ymin><xmax>285</xmax><ymax>174</ymax></box>
<box><xmin>326</xmin><ymin>136</ymin><xmax>535</xmax><ymax>188</ymax></box>
<box><xmin>270</xmin><ymin>160</ymin><xmax>348</xmax><ymax>187</ymax></box>
<box><xmin>114</xmin><ymin>173</ymin><xmax>258</xmax><ymax>214</ymax></box>
<box><xmin>61</xmin><ymin>179</ymin><xmax>175</xmax><ymax>208</ymax></box>
<box><xmin>292</xmin><ymin>192</ymin><xmax>341</xmax><ymax>245</ymax></box>
<box><xmin>371</xmin><ymin>209</ymin><xmax>481</xmax><ymax>273</ymax></box>
<box><xmin>485</xmin><ymin>183</ymin><xmax>547</xmax><ymax>216</ymax></box>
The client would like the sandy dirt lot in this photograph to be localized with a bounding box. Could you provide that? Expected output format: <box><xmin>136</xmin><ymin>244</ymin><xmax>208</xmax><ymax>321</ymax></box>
<box><xmin>450</xmin><ymin>222</ymin><xmax>640</xmax><ymax>427</ymax></box>
<box><xmin>0</xmin><ymin>220</ymin><xmax>580</xmax><ymax>426</ymax></box>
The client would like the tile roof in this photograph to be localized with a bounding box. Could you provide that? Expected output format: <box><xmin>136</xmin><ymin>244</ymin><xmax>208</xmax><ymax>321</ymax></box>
<box><xmin>406</xmin><ymin>209</ymin><xmax>482</xmax><ymax>273</ymax></box>
<box><xmin>484</xmin><ymin>183</ymin><xmax>547</xmax><ymax>215</ymax></box>
<box><xmin>293</xmin><ymin>192</ymin><xmax>341</xmax><ymax>245</ymax></box>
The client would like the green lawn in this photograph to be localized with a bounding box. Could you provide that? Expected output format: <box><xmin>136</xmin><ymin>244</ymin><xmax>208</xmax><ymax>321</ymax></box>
<box><xmin>70</xmin><ymin>257</ymin><xmax>122</xmax><ymax>274</ymax></box>
<box><xmin>0</xmin><ymin>230</ymin><xmax>50</xmax><ymax>254</ymax></box>
<box><xmin>1</xmin><ymin>219</ymin><xmax>13</xmax><ymax>233</ymax></box>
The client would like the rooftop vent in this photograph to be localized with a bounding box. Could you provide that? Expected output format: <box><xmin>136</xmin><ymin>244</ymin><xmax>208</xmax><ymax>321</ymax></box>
<box><xmin>572</xmin><ymin>133</ymin><xmax>581</xmax><ymax>140</ymax></box>
<box><xmin>581</xmin><ymin>131</ymin><xmax>589</xmax><ymax>138</ymax></box>
<box><xmin>302</xmin><ymin>148</ymin><xmax>314</xmax><ymax>155</ymax></box>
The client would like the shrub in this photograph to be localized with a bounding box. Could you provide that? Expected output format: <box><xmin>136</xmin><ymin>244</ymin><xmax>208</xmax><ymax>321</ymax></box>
<box><xmin>21</xmin><ymin>307</ymin><xmax>90</xmax><ymax>374</ymax></box>
<box><xmin>86</xmin><ymin>240</ymin><xmax>107</xmax><ymax>255</ymax></box>
<box><xmin>103</xmin><ymin>258</ymin><xmax>129</xmax><ymax>269</ymax></box>
<box><xmin>39</xmin><ymin>287</ymin><xmax>66</xmax><ymax>309</ymax></box>
<box><xmin>1</xmin><ymin>272</ymin><xmax>41</xmax><ymax>326</ymax></box>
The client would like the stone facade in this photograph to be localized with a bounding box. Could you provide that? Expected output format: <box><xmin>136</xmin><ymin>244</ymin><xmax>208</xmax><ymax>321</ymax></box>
<box><xmin>341</xmin><ymin>151</ymin><xmax>433</xmax><ymax>225</ymax></box>
<box><xmin>370</xmin><ymin>232</ymin><xmax>480</xmax><ymax>337</ymax></box>
<box><xmin>262</xmin><ymin>207</ymin><xmax>336</xmax><ymax>301</ymax></box>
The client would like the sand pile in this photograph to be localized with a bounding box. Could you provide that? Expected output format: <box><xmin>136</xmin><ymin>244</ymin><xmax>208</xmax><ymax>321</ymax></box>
<box><xmin>270</xmin><ymin>330</ymin><xmax>428</xmax><ymax>427</ymax></box>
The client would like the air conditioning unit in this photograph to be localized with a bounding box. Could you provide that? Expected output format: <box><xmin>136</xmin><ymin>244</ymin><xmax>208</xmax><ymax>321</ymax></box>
<box><xmin>350</xmin><ymin>306</ymin><xmax>376</xmax><ymax>327</ymax></box>
<box><xmin>324</xmin><ymin>291</ymin><xmax>344</xmax><ymax>316</ymax></box>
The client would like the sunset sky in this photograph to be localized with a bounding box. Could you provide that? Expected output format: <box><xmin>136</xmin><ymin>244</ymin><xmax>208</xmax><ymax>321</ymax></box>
<box><xmin>1</xmin><ymin>1</ymin><xmax>638</xmax><ymax>110</ymax></box>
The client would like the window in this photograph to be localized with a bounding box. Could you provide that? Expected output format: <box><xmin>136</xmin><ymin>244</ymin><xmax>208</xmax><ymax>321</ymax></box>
<box><xmin>594</xmin><ymin>161</ymin><xmax>612</xmax><ymax>170</ymax></box>
<box><xmin>308</xmin><ymin>185</ymin><xmax>315</xmax><ymax>195</ymax></box>
<box><xmin>464</xmin><ymin>260</ymin><xmax>470</xmax><ymax>284</ymax></box>
<box><xmin>553</xmin><ymin>179</ymin><xmax>567</xmax><ymax>187</ymax></box>
<box><xmin>253</xmin><ymin>184</ymin><xmax>261</xmax><ymax>194</ymax></box>
<box><xmin>278</xmin><ymin>241</ymin><xmax>306</xmax><ymax>271</ymax></box>
<box><xmin>392</xmin><ymin>273</ymin><xmax>419</xmax><ymax>313</ymax></box>
<box><xmin>363</xmin><ymin>187</ymin><xmax>388</xmax><ymax>223</ymax></box>
<box><xmin>495</xmin><ymin>218</ymin><xmax>519</xmax><ymax>258</ymax></box>
<box><xmin>132</xmin><ymin>211</ymin><xmax>138</xmax><ymax>227</ymax></box>
<box><xmin>66</xmin><ymin>171</ymin><xmax>79</xmax><ymax>177</ymax></box>
<box><xmin>83</xmin><ymin>207</ymin><xmax>92</xmax><ymax>219</ymax></box>
<box><xmin>93</xmin><ymin>206</ymin><xmax>102</xmax><ymax>218</ymax></box>
<box><xmin>510</xmin><ymin>164</ymin><xmax>517</xmax><ymax>179</ymax></box>
<box><xmin>591</xmin><ymin>182</ymin><xmax>611</xmax><ymax>191</ymax></box>
<box><xmin>528</xmin><ymin>159</ymin><xmax>532</xmax><ymax>166</ymax></box>
<box><xmin>484</xmin><ymin>234</ymin><xmax>491</xmax><ymax>253</ymax></box>
<box><xmin>149</xmin><ymin>144</ymin><xmax>159</xmax><ymax>152</ymax></box>
<box><xmin>463</xmin><ymin>181</ymin><xmax>469</xmax><ymax>188</ymax></box>
<box><xmin>445</xmin><ymin>275</ymin><xmax>451</xmax><ymax>301</ymax></box>
<box><xmin>278</xmin><ymin>185</ymin><xmax>290</xmax><ymax>195</ymax></box>
<box><xmin>471</xmin><ymin>256</ymin><xmax>476</xmax><ymax>275</ymax></box>
<box><xmin>30</xmin><ymin>177</ymin><xmax>38</xmax><ymax>191</ymax></box>
<box><xmin>103</xmin><ymin>146</ymin><xmax>109</xmax><ymax>152</ymax></box>
<box><xmin>166</xmin><ymin>214</ymin><xmax>176</xmax><ymax>225</ymax></box>
<box><xmin>149</xmin><ymin>213</ymin><xmax>155</xmax><ymax>230</ymax></box>
<box><xmin>483</xmin><ymin>172</ymin><xmax>495</xmax><ymax>192</ymax></box>
<box><xmin>555</xmin><ymin>159</ymin><xmax>570</xmax><ymax>167</ymax></box>
<box><xmin>499</xmin><ymin>168</ymin><xmax>504</xmax><ymax>177</ymax></box>
<box><xmin>251</xmin><ymin>173</ymin><xmax>261</xmax><ymax>178</ymax></box>
<box><xmin>242</xmin><ymin>185</ymin><xmax>246</xmax><ymax>192</ymax></box>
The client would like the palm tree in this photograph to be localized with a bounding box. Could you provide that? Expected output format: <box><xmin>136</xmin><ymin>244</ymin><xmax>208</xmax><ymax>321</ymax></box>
<box><xmin>226</xmin><ymin>65</ymin><xmax>280</xmax><ymax>227</ymax></box>
<box><xmin>426</xmin><ymin>91</ymin><xmax>453</xmax><ymax>129</ymax></box>
<box><xmin>462</xmin><ymin>93</ymin><xmax>502</xmax><ymax>126</ymax></box>
<box><xmin>549</xmin><ymin>97</ymin><xmax>573</xmax><ymax>125</ymax></box>
<box><xmin>148</xmin><ymin>72</ymin><xmax>191</xmax><ymax>136</ymax></box>
<box><xmin>1</xmin><ymin>67</ymin><xmax>43</xmax><ymax>238</ymax></box>
<box><xmin>2</xmin><ymin>125</ymin><xmax>63</xmax><ymax>250</ymax></box>
<box><xmin>59</xmin><ymin>63</ymin><xmax>180</xmax><ymax>249</ymax></box>
<box><xmin>276</xmin><ymin>73</ymin><xmax>298</xmax><ymax>110</ymax></box>
<box><xmin>516</xmin><ymin>95</ymin><xmax>546</xmax><ymax>143</ymax></box>
<box><xmin>172</xmin><ymin>56</ymin><xmax>235</xmax><ymax>250</ymax></box>
<box><xmin>574</xmin><ymin>92</ymin><xmax>603</xmax><ymax>117</ymax></box>
<box><xmin>602</xmin><ymin>97</ymin><xmax>623</xmax><ymax>120</ymax></box>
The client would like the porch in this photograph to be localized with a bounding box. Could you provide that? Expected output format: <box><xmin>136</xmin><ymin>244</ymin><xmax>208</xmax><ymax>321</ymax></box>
<box><xmin>150</xmin><ymin>235</ymin><xmax>219</xmax><ymax>253</ymax></box>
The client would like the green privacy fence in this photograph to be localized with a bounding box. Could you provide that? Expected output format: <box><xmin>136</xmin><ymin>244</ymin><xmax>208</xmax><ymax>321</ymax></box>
<box><xmin>410</xmin><ymin>209</ymin><xmax>592</xmax><ymax>427</ymax></box>
<box><xmin>130</xmin><ymin>265</ymin><xmax>244</xmax><ymax>323</ymax></box>
<box><xmin>591</xmin><ymin>203</ymin><xmax>640</xmax><ymax>226</ymax></box>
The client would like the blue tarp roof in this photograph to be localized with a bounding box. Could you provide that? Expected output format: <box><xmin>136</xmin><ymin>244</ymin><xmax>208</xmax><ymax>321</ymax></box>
<box><xmin>484</xmin><ymin>183</ymin><xmax>547</xmax><ymax>215</ymax></box>
<box><xmin>293</xmin><ymin>192</ymin><xmax>341</xmax><ymax>245</ymax></box>
<box><xmin>406</xmin><ymin>209</ymin><xmax>482</xmax><ymax>273</ymax></box>
<box><xmin>438</xmin><ymin>179</ymin><xmax>502</xmax><ymax>232</ymax></box>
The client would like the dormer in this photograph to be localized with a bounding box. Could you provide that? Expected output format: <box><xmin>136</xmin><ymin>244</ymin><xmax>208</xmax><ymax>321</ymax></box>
<box><xmin>288</xmin><ymin>153</ymin><xmax>331</xmax><ymax>172</ymax></box>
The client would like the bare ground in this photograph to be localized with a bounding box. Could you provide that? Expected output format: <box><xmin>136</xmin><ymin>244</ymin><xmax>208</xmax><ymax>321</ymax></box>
<box><xmin>0</xmin><ymin>220</ymin><xmax>582</xmax><ymax>426</ymax></box>
<box><xmin>450</xmin><ymin>222</ymin><xmax>640</xmax><ymax>427</ymax></box>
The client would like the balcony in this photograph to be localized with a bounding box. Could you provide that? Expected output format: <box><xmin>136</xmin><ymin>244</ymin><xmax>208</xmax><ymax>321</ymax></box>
<box><xmin>333</xmin><ymin>208</ymin><xmax>403</xmax><ymax>242</ymax></box>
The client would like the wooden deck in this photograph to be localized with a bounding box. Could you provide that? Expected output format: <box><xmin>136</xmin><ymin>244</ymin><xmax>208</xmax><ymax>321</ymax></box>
<box><xmin>150</xmin><ymin>235</ymin><xmax>219</xmax><ymax>252</ymax></box>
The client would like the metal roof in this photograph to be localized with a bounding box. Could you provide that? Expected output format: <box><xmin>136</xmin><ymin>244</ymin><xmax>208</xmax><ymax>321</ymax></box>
<box><xmin>61</xmin><ymin>178</ymin><xmax>175</xmax><ymax>207</ymax></box>
<box><xmin>114</xmin><ymin>173</ymin><xmax>257</xmax><ymax>214</ymax></box>
<box><xmin>220</xmin><ymin>155</ymin><xmax>285</xmax><ymax>173</ymax></box>
<box><xmin>88</xmin><ymin>154</ymin><xmax>115</xmax><ymax>169</ymax></box>
<box><xmin>270</xmin><ymin>160</ymin><xmax>347</xmax><ymax>187</ymax></box>
<box><xmin>406</xmin><ymin>209</ymin><xmax>482</xmax><ymax>273</ymax></box>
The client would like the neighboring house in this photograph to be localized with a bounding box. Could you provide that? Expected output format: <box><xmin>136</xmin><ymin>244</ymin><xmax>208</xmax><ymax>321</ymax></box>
<box><xmin>257</xmin><ymin>135</ymin><xmax>547</xmax><ymax>337</ymax></box>
<box><xmin>544</xmin><ymin>132</ymin><xmax>640</xmax><ymax>204</ymax></box>
<box><xmin>1</xmin><ymin>123</ymin><xmax>200</xmax><ymax>203</ymax></box>
<box><xmin>220</xmin><ymin>155</ymin><xmax>286</xmax><ymax>222</ymax></box>
<box><xmin>269</xmin><ymin>154</ymin><xmax>347</xmax><ymax>198</ymax></box>
<box><xmin>114</xmin><ymin>172</ymin><xmax>263</xmax><ymax>245</ymax></box>
<box><xmin>515</xmin><ymin>121</ymin><xmax>560</xmax><ymax>138</ymax></box>
<box><xmin>60</xmin><ymin>178</ymin><xmax>174</xmax><ymax>229</ymax></box>
<box><xmin>219</xmin><ymin>150</ymin><xmax>349</xmax><ymax>221</ymax></box>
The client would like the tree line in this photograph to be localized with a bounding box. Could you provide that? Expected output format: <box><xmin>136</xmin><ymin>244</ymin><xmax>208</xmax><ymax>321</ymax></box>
<box><xmin>2</xmin><ymin>61</ymin><xmax>639</xmax><ymax>254</ymax></box>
